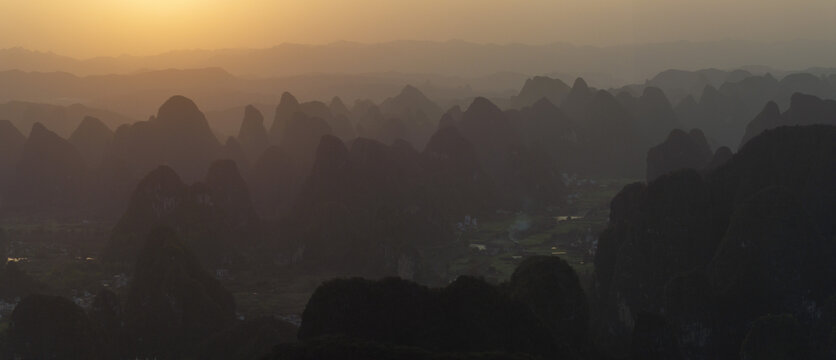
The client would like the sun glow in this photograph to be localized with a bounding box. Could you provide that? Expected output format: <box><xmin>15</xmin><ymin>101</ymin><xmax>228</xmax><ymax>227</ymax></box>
<box><xmin>123</xmin><ymin>0</ymin><xmax>204</xmax><ymax>15</ymax></box>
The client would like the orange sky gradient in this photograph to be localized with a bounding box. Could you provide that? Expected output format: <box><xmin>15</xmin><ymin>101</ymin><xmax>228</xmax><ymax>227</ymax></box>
<box><xmin>1</xmin><ymin>0</ymin><xmax>835</xmax><ymax>58</ymax></box>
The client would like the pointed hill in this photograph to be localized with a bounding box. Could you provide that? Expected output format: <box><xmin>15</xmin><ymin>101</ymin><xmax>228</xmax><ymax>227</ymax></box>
<box><xmin>4</xmin><ymin>122</ymin><xmax>87</xmax><ymax>211</ymax></box>
<box><xmin>646</xmin><ymin>128</ymin><xmax>713</xmax><ymax>181</ymax></box>
<box><xmin>269</xmin><ymin>92</ymin><xmax>300</xmax><ymax>144</ymax></box>
<box><xmin>379</xmin><ymin>85</ymin><xmax>442</xmax><ymax>147</ymax></box>
<box><xmin>511</xmin><ymin>76</ymin><xmax>571</xmax><ymax>109</ymax></box>
<box><xmin>236</xmin><ymin>105</ymin><xmax>270</xmax><ymax>161</ymax></box>
<box><xmin>108</xmin><ymin>95</ymin><xmax>222</xmax><ymax>182</ymax></box>
<box><xmin>104</xmin><ymin>161</ymin><xmax>259</xmax><ymax>267</ymax></box>
<box><xmin>0</xmin><ymin>119</ymin><xmax>25</xmax><ymax>191</ymax></box>
<box><xmin>68</xmin><ymin>116</ymin><xmax>113</xmax><ymax>167</ymax></box>
<box><xmin>740</xmin><ymin>93</ymin><xmax>836</xmax><ymax>147</ymax></box>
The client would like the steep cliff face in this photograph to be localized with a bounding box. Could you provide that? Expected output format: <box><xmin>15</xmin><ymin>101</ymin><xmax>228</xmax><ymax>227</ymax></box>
<box><xmin>593</xmin><ymin>125</ymin><xmax>836</xmax><ymax>358</ymax></box>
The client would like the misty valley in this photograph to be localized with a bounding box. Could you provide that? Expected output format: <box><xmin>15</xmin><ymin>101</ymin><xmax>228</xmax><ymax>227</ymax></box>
<box><xmin>0</xmin><ymin>0</ymin><xmax>836</xmax><ymax>350</ymax></box>
<box><xmin>0</xmin><ymin>63</ymin><xmax>834</xmax><ymax>359</ymax></box>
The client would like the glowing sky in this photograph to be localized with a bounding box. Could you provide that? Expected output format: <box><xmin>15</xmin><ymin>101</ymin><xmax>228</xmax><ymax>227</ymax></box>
<box><xmin>1</xmin><ymin>0</ymin><xmax>835</xmax><ymax>58</ymax></box>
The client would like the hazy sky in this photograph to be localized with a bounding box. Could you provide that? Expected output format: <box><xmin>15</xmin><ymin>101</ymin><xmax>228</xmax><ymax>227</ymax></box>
<box><xmin>1</xmin><ymin>0</ymin><xmax>835</xmax><ymax>58</ymax></box>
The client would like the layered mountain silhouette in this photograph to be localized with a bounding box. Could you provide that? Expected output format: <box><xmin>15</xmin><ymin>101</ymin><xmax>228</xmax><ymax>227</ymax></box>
<box><xmin>510</xmin><ymin>76</ymin><xmax>571</xmax><ymax>109</ymax></box>
<box><xmin>645</xmin><ymin>128</ymin><xmax>714</xmax><ymax>181</ymax></box>
<box><xmin>618</xmin><ymin>86</ymin><xmax>679</xmax><ymax>145</ymax></box>
<box><xmin>673</xmin><ymin>72</ymin><xmax>836</xmax><ymax>147</ymax></box>
<box><xmin>0</xmin><ymin>120</ymin><xmax>24</xmax><ymax>195</ymax></box>
<box><xmin>68</xmin><ymin>116</ymin><xmax>113</xmax><ymax>168</ymax></box>
<box><xmin>741</xmin><ymin>92</ymin><xmax>836</xmax><ymax>146</ymax></box>
<box><xmin>4</xmin><ymin>123</ymin><xmax>87</xmax><ymax>211</ymax></box>
<box><xmin>0</xmin><ymin>100</ymin><xmax>134</xmax><ymax>138</ymax></box>
<box><xmin>280</xmin><ymin>135</ymin><xmax>456</xmax><ymax>278</ymax></box>
<box><xmin>236</xmin><ymin>105</ymin><xmax>270</xmax><ymax>162</ymax></box>
<box><xmin>356</xmin><ymin>105</ymin><xmax>408</xmax><ymax>146</ymax></box>
<box><xmin>593</xmin><ymin>124</ymin><xmax>836</xmax><ymax>358</ymax></box>
<box><xmin>104</xmin><ymin>160</ymin><xmax>259</xmax><ymax>267</ymax></box>
<box><xmin>108</xmin><ymin>95</ymin><xmax>222</xmax><ymax>182</ymax></box>
<box><xmin>378</xmin><ymin>85</ymin><xmax>442</xmax><ymax>147</ymax></box>
<box><xmin>292</xmin><ymin>256</ymin><xmax>588</xmax><ymax>358</ymax></box>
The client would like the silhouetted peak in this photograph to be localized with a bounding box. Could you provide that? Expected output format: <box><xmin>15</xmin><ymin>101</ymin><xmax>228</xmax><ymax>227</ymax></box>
<box><xmin>398</xmin><ymin>84</ymin><xmax>425</xmax><ymax>100</ymax></box>
<box><xmin>156</xmin><ymin>95</ymin><xmax>205</xmax><ymax>123</ymax></box>
<box><xmin>641</xmin><ymin>86</ymin><xmax>667</xmax><ymax>101</ymax></box>
<box><xmin>280</xmin><ymin>92</ymin><xmax>299</xmax><ymax>107</ymax></box>
<box><xmin>244</xmin><ymin>105</ymin><xmax>264</xmax><ymax>124</ymax></box>
<box><xmin>789</xmin><ymin>92</ymin><xmax>822</xmax><ymax>109</ymax></box>
<box><xmin>27</xmin><ymin>122</ymin><xmax>77</xmax><ymax>152</ymax></box>
<box><xmin>524</xmin><ymin>76</ymin><xmax>570</xmax><ymax>91</ymax></box>
<box><xmin>239</xmin><ymin>107</ymin><xmax>267</xmax><ymax>134</ymax></box>
<box><xmin>688</xmin><ymin>128</ymin><xmax>708</xmax><ymax>143</ymax></box>
<box><xmin>571</xmin><ymin>77</ymin><xmax>589</xmax><ymax>91</ymax></box>
<box><xmin>69</xmin><ymin>116</ymin><xmax>112</xmax><ymax>141</ymax></box>
<box><xmin>74</xmin><ymin>116</ymin><xmax>112</xmax><ymax>135</ymax></box>
<box><xmin>531</xmin><ymin>97</ymin><xmax>559</xmax><ymax>112</ymax></box>
<box><xmin>329</xmin><ymin>96</ymin><xmax>350</xmax><ymax>116</ymax></box>
<box><xmin>68</xmin><ymin>116</ymin><xmax>113</xmax><ymax>166</ymax></box>
<box><xmin>589</xmin><ymin>89</ymin><xmax>620</xmax><ymax>108</ymax></box>
<box><xmin>445</xmin><ymin>105</ymin><xmax>462</xmax><ymax>117</ymax></box>
<box><xmin>438</xmin><ymin>106</ymin><xmax>463</xmax><ymax>129</ymax></box>
<box><xmin>761</xmin><ymin>101</ymin><xmax>781</xmax><ymax>117</ymax></box>
<box><xmin>317</xmin><ymin>135</ymin><xmax>349</xmax><ymax>159</ymax></box>
<box><xmin>740</xmin><ymin>100</ymin><xmax>788</xmax><ymax>148</ymax></box>
<box><xmin>237</xmin><ymin>105</ymin><xmax>269</xmax><ymax>159</ymax></box>
<box><xmin>0</xmin><ymin>120</ymin><xmax>25</xmax><ymax>148</ymax></box>
<box><xmin>0</xmin><ymin>120</ymin><xmax>22</xmax><ymax>138</ymax></box>
<box><xmin>706</xmin><ymin>146</ymin><xmax>733</xmax><ymax>171</ymax></box>
<box><xmin>29</xmin><ymin>122</ymin><xmax>51</xmax><ymax>138</ymax></box>
<box><xmin>646</xmin><ymin>128</ymin><xmax>713</xmax><ymax>180</ymax></box>
<box><xmin>780</xmin><ymin>73</ymin><xmax>823</xmax><ymax>88</ymax></box>
<box><xmin>310</xmin><ymin>135</ymin><xmax>349</xmax><ymax>176</ymax></box>
<box><xmin>424</xmin><ymin>126</ymin><xmax>473</xmax><ymax>156</ymax></box>
<box><xmin>464</xmin><ymin>97</ymin><xmax>502</xmax><ymax>118</ymax></box>
<box><xmin>330</xmin><ymin>96</ymin><xmax>345</xmax><ymax>108</ymax></box>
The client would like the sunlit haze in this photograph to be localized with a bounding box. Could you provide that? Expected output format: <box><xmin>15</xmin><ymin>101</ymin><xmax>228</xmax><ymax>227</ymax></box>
<box><xmin>1</xmin><ymin>0</ymin><xmax>835</xmax><ymax>57</ymax></box>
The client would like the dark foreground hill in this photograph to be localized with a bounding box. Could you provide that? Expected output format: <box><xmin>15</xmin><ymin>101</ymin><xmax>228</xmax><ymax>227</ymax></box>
<box><xmin>593</xmin><ymin>124</ymin><xmax>836</xmax><ymax>358</ymax></box>
<box><xmin>270</xmin><ymin>256</ymin><xmax>587</xmax><ymax>359</ymax></box>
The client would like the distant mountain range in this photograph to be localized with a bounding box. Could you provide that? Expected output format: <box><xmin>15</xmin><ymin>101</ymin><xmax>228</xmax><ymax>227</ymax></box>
<box><xmin>3</xmin><ymin>40</ymin><xmax>836</xmax><ymax>86</ymax></box>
